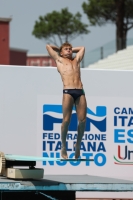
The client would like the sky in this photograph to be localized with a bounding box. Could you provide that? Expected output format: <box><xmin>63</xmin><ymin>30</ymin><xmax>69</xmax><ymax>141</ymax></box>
<box><xmin>0</xmin><ymin>0</ymin><xmax>133</xmax><ymax>56</ymax></box>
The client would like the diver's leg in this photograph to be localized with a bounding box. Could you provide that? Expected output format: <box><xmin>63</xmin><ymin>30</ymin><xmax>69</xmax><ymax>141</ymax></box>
<box><xmin>75</xmin><ymin>95</ymin><xmax>87</xmax><ymax>159</ymax></box>
<box><xmin>61</xmin><ymin>93</ymin><xmax>74</xmax><ymax>159</ymax></box>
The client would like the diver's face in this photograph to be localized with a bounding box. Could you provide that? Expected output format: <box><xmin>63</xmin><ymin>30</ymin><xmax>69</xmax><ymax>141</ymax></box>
<box><xmin>60</xmin><ymin>46</ymin><xmax>72</xmax><ymax>58</ymax></box>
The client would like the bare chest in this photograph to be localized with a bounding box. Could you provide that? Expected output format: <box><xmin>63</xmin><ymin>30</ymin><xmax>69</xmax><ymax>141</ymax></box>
<box><xmin>60</xmin><ymin>60</ymin><xmax>79</xmax><ymax>75</ymax></box>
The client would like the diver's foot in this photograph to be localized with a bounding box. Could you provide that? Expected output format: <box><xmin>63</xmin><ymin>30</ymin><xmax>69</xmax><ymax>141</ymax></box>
<box><xmin>61</xmin><ymin>147</ymin><xmax>68</xmax><ymax>159</ymax></box>
<box><xmin>74</xmin><ymin>144</ymin><xmax>80</xmax><ymax>159</ymax></box>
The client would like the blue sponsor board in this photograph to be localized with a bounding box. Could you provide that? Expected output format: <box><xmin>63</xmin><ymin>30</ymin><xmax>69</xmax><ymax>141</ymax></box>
<box><xmin>43</xmin><ymin>105</ymin><xmax>106</xmax><ymax>132</ymax></box>
<box><xmin>42</xmin><ymin>105</ymin><xmax>107</xmax><ymax>166</ymax></box>
<box><xmin>113</xmin><ymin>107</ymin><xmax>133</xmax><ymax>164</ymax></box>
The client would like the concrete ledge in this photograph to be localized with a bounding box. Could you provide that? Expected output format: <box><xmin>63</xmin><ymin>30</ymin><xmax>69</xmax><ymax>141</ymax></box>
<box><xmin>0</xmin><ymin>175</ymin><xmax>133</xmax><ymax>191</ymax></box>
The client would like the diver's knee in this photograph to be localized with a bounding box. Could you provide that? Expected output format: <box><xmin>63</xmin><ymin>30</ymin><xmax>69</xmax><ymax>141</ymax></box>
<box><xmin>79</xmin><ymin>118</ymin><xmax>86</xmax><ymax>125</ymax></box>
<box><xmin>61</xmin><ymin>120</ymin><xmax>70</xmax><ymax>129</ymax></box>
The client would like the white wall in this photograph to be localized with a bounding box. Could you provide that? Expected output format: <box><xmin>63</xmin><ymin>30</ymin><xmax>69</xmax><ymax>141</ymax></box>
<box><xmin>0</xmin><ymin>66</ymin><xmax>62</xmax><ymax>155</ymax></box>
<box><xmin>0</xmin><ymin>66</ymin><xmax>133</xmax><ymax>181</ymax></box>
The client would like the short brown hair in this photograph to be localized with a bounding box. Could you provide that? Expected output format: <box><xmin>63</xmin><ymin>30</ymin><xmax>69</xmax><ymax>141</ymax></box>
<box><xmin>59</xmin><ymin>42</ymin><xmax>72</xmax><ymax>53</ymax></box>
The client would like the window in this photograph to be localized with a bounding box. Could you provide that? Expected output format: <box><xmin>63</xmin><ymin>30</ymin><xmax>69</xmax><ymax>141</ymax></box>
<box><xmin>42</xmin><ymin>59</ymin><xmax>52</xmax><ymax>66</ymax></box>
<box><xmin>30</xmin><ymin>59</ymin><xmax>40</xmax><ymax>66</ymax></box>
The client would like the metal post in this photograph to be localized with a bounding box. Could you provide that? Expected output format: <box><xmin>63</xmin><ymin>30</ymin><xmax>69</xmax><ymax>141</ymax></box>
<box><xmin>82</xmin><ymin>56</ymin><xmax>84</xmax><ymax>68</ymax></box>
<box><xmin>101</xmin><ymin>46</ymin><xmax>103</xmax><ymax>59</ymax></box>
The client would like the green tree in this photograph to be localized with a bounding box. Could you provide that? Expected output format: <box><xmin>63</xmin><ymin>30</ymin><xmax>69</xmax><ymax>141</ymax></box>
<box><xmin>32</xmin><ymin>8</ymin><xmax>89</xmax><ymax>46</ymax></box>
<box><xmin>82</xmin><ymin>0</ymin><xmax>133</xmax><ymax>51</ymax></box>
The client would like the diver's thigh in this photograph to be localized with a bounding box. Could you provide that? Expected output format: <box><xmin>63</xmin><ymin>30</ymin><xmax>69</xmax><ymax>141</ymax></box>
<box><xmin>62</xmin><ymin>94</ymin><xmax>74</xmax><ymax>121</ymax></box>
<box><xmin>75</xmin><ymin>95</ymin><xmax>87</xmax><ymax>121</ymax></box>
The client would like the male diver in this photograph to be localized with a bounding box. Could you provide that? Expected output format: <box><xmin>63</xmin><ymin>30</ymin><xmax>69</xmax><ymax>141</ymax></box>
<box><xmin>46</xmin><ymin>42</ymin><xmax>87</xmax><ymax>159</ymax></box>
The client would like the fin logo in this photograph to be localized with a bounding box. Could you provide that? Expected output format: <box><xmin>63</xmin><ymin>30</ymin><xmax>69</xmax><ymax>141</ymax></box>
<box><xmin>43</xmin><ymin>105</ymin><xmax>106</xmax><ymax>132</ymax></box>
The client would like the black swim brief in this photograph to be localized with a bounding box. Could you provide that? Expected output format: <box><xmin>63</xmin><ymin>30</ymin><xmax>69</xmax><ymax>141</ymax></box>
<box><xmin>63</xmin><ymin>89</ymin><xmax>85</xmax><ymax>102</ymax></box>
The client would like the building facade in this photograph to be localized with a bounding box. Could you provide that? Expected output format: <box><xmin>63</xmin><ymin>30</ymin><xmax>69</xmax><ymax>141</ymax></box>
<box><xmin>27</xmin><ymin>54</ymin><xmax>56</xmax><ymax>67</ymax></box>
<box><xmin>0</xmin><ymin>18</ymin><xmax>11</xmax><ymax>65</ymax></box>
<box><xmin>0</xmin><ymin>17</ymin><xmax>55</xmax><ymax>67</ymax></box>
